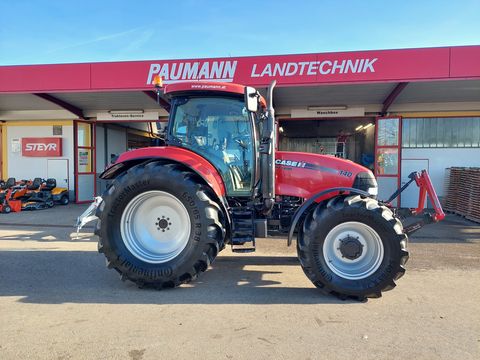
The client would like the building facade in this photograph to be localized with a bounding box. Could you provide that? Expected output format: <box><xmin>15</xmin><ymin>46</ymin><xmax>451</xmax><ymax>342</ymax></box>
<box><xmin>1</xmin><ymin>45</ymin><xmax>479</xmax><ymax>205</ymax></box>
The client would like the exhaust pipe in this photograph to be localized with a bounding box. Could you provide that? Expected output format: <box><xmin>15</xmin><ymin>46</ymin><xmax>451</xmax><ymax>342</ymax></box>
<box><xmin>261</xmin><ymin>80</ymin><xmax>276</xmax><ymax>214</ymax></box>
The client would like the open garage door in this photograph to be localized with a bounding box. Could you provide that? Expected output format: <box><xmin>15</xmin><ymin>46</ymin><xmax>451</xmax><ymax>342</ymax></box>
<box><xmin>278</xmin><ymin>118</ymin><xmax>376</xmax><ymax>169</ymax></box>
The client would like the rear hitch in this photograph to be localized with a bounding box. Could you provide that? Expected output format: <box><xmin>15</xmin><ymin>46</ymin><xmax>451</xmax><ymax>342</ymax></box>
<box><xmin>385</xmin><ymin>170</ymin><xmax>445</xmax><ymax>235</ymax></box>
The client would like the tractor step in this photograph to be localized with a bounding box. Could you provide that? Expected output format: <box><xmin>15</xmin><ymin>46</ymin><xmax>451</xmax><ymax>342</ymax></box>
<box><xmin>229</xmin><ymin>206</ymin><xmax>256</xmax><ymax>252</ymax></box>
<box><xmin>231</xmin><ymin>247</ymin><xmax>256</xmax><ymax>253</ymax></box>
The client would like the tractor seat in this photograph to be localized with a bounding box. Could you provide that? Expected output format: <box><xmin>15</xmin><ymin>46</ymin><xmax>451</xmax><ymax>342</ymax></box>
<box><xmin>43</xmin><ymin>178</ymin><xmax>57</xmax><ymax>191</ymax></box>
<box><xmin>5</xmin><ymin>178</ymin><xmax>16</xmax><ymax>189</ymax></box>
<box><xmin>27</xmin><ymin>178</ymin><xmax>43</xmax><ymax>190</ymax></box>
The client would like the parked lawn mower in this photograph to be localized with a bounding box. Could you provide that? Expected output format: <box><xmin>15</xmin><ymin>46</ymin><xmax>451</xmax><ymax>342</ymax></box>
<box><xmin>0</xmin><ymin>188</ymin><xmax>22</xmax><ymax>213</ymax></box>
<box><xmin>20</xmin><ymin>178</ymin><xmax>59</xmax><ymax>210</ymax></box>
<box><xmin>43</xmin><ymin>178</ymin><xmax>69</xmax><ymax>205</ymax></box>
<box><xmin>21</xmin><ymin>191</ymin><xmax>54</xmax><ymax>210</ymax></box>
<box><xmin>0</xmin><ymin>190</ymin><xmax>12</xmax><ymax>213</ymax></box>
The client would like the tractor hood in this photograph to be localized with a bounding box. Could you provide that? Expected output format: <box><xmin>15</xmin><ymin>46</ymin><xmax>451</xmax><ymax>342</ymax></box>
<box><xmin>275</xmin><ymin>151</ymin><xmax>377</xmax><ymax>199</ymax></box>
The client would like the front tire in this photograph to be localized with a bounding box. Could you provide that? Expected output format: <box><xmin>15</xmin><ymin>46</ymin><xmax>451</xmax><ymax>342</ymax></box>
<box><xmin>96</xmin><ymin>161</ymin><xmax>226</xmax><ymax>288</ymax></box>
<box><xmin>297</xmin><ymin>195</ymin><xmax>409</xmax><ymax>300</ymax></box>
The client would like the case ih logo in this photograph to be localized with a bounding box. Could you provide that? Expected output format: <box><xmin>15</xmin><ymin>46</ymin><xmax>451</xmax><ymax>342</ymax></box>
<box><xmin>147</xmin><ymin>61</ymin><xmax>238</xmax><ymax>85</ymax></box>
<box><xmin>22</xmin><ymin>137</ymin><xmax>62</xmax><ymax>157</ymax></box>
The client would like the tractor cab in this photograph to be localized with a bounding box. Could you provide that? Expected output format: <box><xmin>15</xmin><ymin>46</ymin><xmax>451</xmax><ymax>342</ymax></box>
<box><xmin>161</xmin><ymin>81</ymin><xmax>276</xmax><ymax>216</ymax></box>
<box><xmin>163</xmin><ymin>83</ymin><xmax>264</xmax><ymax>197</ymax></box>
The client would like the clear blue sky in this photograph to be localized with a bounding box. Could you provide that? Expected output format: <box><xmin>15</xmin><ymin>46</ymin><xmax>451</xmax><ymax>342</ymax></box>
<box><xmin>0</xmin><ymin>0</ymin><xmax>479</xmax><ymax>65</ymax></box>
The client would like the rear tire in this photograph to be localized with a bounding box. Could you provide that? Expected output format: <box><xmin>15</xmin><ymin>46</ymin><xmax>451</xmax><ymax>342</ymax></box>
<box><xmin>297</xmin><ymin>195</ymin><xmax>409</xmax><ymax>300</ymax></box>
<box><xmin>96</xmin><ymin>161</ymin><xmax>226</xmax><ymax>288</ymax></box>
<box><xmin>3</xmin><ymin>205</ymin><xmax>11</xmax><ymax>214</ymax></box>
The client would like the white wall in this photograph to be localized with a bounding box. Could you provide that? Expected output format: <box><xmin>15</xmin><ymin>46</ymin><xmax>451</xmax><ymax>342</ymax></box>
<box><xmin>402</xmin><ymin>148</ymin><xmax>480</xmax><ymax>197</ymax></box>
<box><xmin>6</xmin><ymin>123</ymin><xmax>75</xmax><ymax>192</ymax></box>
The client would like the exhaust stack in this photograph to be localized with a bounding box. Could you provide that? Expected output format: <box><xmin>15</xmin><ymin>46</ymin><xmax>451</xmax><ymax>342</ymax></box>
<box><xmin>261</xmin><ymin>80</ymin><xmax>276</xmax><ymax>214</ymax></box>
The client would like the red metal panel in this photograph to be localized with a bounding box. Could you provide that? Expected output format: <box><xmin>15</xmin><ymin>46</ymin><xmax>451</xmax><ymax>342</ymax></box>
<box><xmin>22</xmin><ymin>137</ymin><xmax>62</xmax><ymax>157</ymax></box>
<box><xmin>163</xmin><ymin>81</ymin><xmax>267</xmax><ymax>107</ymax></box>
<box><xmin>0</xmin><ymin>64</ymin><xmax>91</xmax><ymax>93</ymax></box>
<box><xmin>1</xmin><ymin>46</ymin><xmax>479</xmax><ymax>94</ymax></box>
<box><xmin>164</xmin><ymin>81</ymin><xmax>245</xmax><ymax>95</ymax></box>
<box><xmin>90</xmin><ymin>48</ymin><xmax>451</xmax><ymax>90</ymax></box>
<box><xmin>91</xmin><ymin>61</ymin><xmax>153</xmax><ymax>90</ymax></box>
<box><xmin>274</xmin><ymin>151</ymin><xmax>366</xmax><ymax>198</ymax></box>
<box><xmin>450</xmin><ymin>46</ymin><xmax>480</xmax><ymax>78</ymax></box>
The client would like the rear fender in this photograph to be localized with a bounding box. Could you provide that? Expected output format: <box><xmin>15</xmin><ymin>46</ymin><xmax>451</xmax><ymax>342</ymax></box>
<box><xmin>287</xmin><ymin>187</ymin><xmax>371</xmax><ymax>246</ymax></box>
<box><xmin>100</xmin><ymin>146</ymin><xmax>226</xmax><ymax>198</ymax></box>
<box><xmin>99</xmin><ymin>147</ymin><xmax>231</xmax><ymax>237</ymax></box>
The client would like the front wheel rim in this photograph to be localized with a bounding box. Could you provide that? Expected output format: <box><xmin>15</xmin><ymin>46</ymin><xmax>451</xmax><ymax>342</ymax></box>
<box><xmin>323</xmin><ymin>221</ymin><xmax>384</xmax><ymax>280</ymax></box>
<box><xmin>120</xmin><ymin>190</ymin><xmax>191</xmax><ymax>264</ymax></box>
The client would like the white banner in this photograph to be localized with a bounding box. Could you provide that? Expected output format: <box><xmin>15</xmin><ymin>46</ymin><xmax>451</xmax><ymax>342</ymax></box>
<box><xmin>97</xmin><ymin>112</ymin><xmax>159</xmax><ymax>121</ymax></box>
<box><xmin>291</xmin><ymin>107</ymin><xmax>365</xmax><ymax>118</ymax></box>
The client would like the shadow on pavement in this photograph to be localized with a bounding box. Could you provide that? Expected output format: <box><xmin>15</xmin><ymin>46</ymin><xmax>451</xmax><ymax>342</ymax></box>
<box><xmin>0</xmin><ymin>251</ymin><xmax>349</xmax><ymax>305</ymax></box>
<box><xmin>0</xmin><ymin>226</ymin><xmax>95</xmax><ymax>242</ymax></box>
<box><xmin>406</xmin><ymin>215</ymin><xmax>480</xmax><ymax>244</ymax></box>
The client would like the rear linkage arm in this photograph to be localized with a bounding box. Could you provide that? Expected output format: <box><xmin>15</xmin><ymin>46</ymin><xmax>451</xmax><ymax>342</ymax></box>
<box><xmin>386</xmin><ymin>170</ymin><xmax>445</xmax><ymax>235</ymax></box>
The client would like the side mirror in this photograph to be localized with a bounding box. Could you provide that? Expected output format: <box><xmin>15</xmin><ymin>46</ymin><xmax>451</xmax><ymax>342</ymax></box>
<box><xmin>244</xmin><ymin>86</ymin><xmax>258</xmax><ymax>113</ymax></box>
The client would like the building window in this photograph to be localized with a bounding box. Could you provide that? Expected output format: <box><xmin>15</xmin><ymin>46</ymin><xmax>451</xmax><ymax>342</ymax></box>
<box><xmin>402</xmin><ymin>117</ymin><xmax>480</xmax><ymax>148</ymax></box>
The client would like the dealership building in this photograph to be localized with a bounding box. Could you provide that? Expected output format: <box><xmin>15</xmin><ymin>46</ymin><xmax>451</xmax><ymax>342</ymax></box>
<box><xmin>1</xmin><ymin>45</ymin><xmax>479</xmax><ymax>206</ymax></box>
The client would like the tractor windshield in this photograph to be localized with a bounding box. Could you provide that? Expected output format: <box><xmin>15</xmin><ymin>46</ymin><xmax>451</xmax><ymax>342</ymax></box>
<box><xmin>170</xmin><ymin>96</ymin><xmax>255</xmax><ymax>196</ymax></box>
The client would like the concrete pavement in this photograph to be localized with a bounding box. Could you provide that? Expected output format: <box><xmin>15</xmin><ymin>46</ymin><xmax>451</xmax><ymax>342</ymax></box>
<box><xmin>0</xmin><ymin>207</ymin><xmax>479</xmax><ymax>359</ymax></box>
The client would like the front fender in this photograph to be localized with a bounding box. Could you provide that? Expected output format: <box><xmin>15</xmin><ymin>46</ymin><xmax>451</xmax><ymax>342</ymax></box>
<box><xmin>100</xmin><ymin>146</ymin><xmax>226</xmax><ymax>198</ymax></box>
<box><xmin>287</xmin><ymin>187</ymin><xmax>371</xmax><ymax>246</ymax></box>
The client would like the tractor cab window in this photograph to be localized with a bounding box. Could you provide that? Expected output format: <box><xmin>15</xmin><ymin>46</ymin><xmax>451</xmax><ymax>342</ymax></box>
<box><xmin>170</xmin><ymin>97</ymin><xmax>254</xmax><ymax>196</ymax></box>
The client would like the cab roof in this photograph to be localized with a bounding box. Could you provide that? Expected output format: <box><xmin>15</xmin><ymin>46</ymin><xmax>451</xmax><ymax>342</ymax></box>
<box><xmin>163</xmin><ymin>81</ymin><xmax>267</xmax><ymax>108</ymax></box>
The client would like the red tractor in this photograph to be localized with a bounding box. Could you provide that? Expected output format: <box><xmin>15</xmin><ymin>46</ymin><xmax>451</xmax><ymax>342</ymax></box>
<box><xmin>87</xmin><ymin>80</ymin><xmax>444</xmax><ymax>300</ymax></box>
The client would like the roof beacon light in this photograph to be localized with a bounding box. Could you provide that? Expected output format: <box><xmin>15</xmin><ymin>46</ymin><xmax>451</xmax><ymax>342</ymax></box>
<box><xmin>153</xmin><ymin>75</ymin><xmax>164</xmax><ymax>105</ymax></box>
<box><xmin>153</xmin><ymin>75</ymin><xmax>163</xmax><ymax>88</ymax></box>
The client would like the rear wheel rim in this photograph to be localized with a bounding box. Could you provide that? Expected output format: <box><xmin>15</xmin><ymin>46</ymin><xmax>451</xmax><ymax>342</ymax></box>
<box><xmin>323</xmin><ymin>221</ymin><xmax>384</xmax><ymax>280</ymax></box>
<box><xmin>120</xmin><ymin>190</ymin><xmax>191</xmax><ymax>264</ymax></box>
